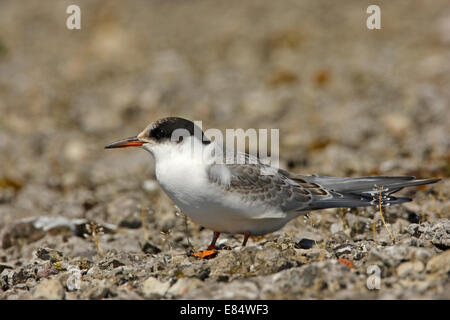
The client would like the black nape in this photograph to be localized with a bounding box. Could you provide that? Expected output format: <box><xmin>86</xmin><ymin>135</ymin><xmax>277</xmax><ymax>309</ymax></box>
<box><xmin>148</xmin><ymin>117</ymin><xmax>210</xmax><ymax>144</ymax></box>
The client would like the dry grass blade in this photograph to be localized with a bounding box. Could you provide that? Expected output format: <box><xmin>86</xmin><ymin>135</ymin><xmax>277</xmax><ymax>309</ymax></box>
<box><xmin>141</xmin><ymin>207</ymin><xmax>149</xmax><ymax>242</ymax></box>
<box><xmin>377</xmin><ymin>186</ymin><xmax>396</xmax><ymax>243</ymax></box>
<box><xmin>83</xmin><ymin>222</ymin><xmax>105</xmax><ymax>257</ymax></box>
<box><xmin>183</xmin><ymin>212</ymin><xmax>193</xmax><ymax>250</ymax></box>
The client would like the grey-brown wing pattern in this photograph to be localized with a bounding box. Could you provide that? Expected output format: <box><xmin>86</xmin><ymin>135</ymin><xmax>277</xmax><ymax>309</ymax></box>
<box><xmin>206</xmin><ymin>151</ymin><xmax>440</xmax><ymax>212</ymax></box>
<box><xmin>206</xmin><ymin>154</ymin><xmax>333</xmax><ymax>212</ymax></box>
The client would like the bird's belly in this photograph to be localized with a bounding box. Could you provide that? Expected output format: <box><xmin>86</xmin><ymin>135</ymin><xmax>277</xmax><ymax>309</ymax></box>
<box><xmin>189</xmin><ymin>210</ymin><xmax>295</xmax><ymax>236</ymax></box>
<box><xmin>155</xmin><ymin>160</ymin><xmax>296</xmax><ymax>235</ymax></box>
<box><xmin>163</xmin><ymin>186</ymin><xmax>295</xmax><ymax>235</ymax></box>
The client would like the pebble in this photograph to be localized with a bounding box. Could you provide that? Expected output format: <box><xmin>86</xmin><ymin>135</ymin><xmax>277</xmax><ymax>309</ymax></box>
<box><xmin>296</xmin><ymin>238</ymin><xmax>315</xmax><ymax>249</ymax></box>
<box><xmin>32</xmin><ymin>278</ymin><xmax>65</xmax><ymax>300</ymax></box>
<box><xmin>330</xmin><ymin>221</ymin><xmax>344</xmax><ymax>234</ymax></box>
<box><xmin>140</xmin><ymin>277</ymin><xmax>170</xmax><ymax>299</ymax></box>
<box><xmin>141</xmin><ymin>242</ymin><xmax>161</xmax><ymax>255</ymax></box>
<box><xmin>87</xmin><ymin>281</ymin><xmax>110</xmax><ymax>299</ymax></box>
<box><xmin>382</xmin><ymin>113</ymin><xmax>411</xmax><ymax>137</ymax></box>
<box><xmin>64</xmin><ymin>139</ymin><xmax>87</xmax><ymax>162</ymax></box>
<box><xmin>142</xmin><ymin>180</ymin><xmax>159</xmax><ymax>192</ymax></box>
<box><xmin>167</xmin><ymin>277</ymin><xmax>203</xmax><ymax>297</ymax></box>
<box><xmin>35</xmin><ymin>247</ymin><xmax>64</xmax><ymax>263</ymax></box>
<box><xmin>396</xmin><ymin>261</ymin><xmax>424</xmax><ymax>278</ymax></box>
<box><xmin>425</xmin><ymin>250</ymin><xmax>450</xmax><ymax>275</ymax></box>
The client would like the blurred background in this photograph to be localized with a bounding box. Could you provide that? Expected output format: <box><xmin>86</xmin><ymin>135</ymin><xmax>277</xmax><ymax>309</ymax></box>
<box><xmin>0</xmin><ymin>1</ymin><xmax>449</xmax><ymax>239</ymax></box>
<box><xmin>0</xmin><ymin>0</ymin><xmax>449</xmax><ymax>300</ymax></box>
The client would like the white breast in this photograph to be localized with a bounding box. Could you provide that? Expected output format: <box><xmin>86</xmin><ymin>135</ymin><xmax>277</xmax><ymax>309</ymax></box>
<box><xmin>147</xmin><ymin>139</ymin><xmax>218</xmax><ymax>211</ymax></box>
<box><xmin>143</xmin><ymin>139</ymin><xmax>297</xmax><ymax>235</ymax></box>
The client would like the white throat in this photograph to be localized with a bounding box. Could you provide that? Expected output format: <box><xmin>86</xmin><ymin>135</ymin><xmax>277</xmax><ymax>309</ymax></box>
<box><xmin>141</xmin><ymin>137</ymin><xmax>219</xmax><ymax>208</ymax></box>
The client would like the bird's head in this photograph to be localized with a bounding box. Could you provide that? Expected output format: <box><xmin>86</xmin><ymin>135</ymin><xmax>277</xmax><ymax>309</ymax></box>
<box><xmin>105</xmin><ymin>117</ymin><xmax>210</xmax><ymax>155</ymax></box>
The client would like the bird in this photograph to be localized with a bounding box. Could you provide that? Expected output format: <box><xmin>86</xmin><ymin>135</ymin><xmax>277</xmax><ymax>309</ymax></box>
<box><xmin>105</xmin><ymin>117</ymin><xmax>440</xmax><ymax>258</ymax></box>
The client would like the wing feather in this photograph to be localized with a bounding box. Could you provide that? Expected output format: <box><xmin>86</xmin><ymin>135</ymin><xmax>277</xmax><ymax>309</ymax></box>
<box><xmin>207</xmin><ymin>153</ymin><xmax>331</xmax><ymax>212</ymax></box>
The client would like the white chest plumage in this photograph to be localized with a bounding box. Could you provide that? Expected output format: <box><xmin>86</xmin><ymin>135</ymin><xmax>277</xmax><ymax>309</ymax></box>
<box><xmin>143</xmin><ymin>139</ymin><xmax>294</xmax><ymax>235</ymax></box>
<box><xmin>147</xmin><ymin>140</ymin><xmax>218</xmax><ymax>211</ymax></box>
<box><xmin>156</xmin><ymin>152</ymin><xmax>210</xmax><ymax>209</ymax></box>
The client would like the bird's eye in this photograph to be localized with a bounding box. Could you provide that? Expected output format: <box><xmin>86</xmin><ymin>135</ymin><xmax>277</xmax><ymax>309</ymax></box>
<box><xmin>177</xmin><ymin>136</ymin><xmax>184</xmax><ymax>143</ymax></box>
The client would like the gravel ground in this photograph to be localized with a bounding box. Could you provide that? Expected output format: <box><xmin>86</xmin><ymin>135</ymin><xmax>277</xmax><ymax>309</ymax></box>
<box><xmin>0</xmin><ymin>0</ymin><xmax>449</xmax><ymax>300</ymax></box>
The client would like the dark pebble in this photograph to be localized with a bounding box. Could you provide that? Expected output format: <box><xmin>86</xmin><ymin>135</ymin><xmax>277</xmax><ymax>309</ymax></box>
<box><xmin>296</xmin><ymin>238</ymin><xmax>315</xmax><ymax>249</ymax></box>
<box><xmin>141</xmin><ymin>242</ymin><xmax>161</xmax><ymax>254</ymax></box>
<box><xmin>119</xmin><ymin>219</ymin><xmax>142</xmax><ymax>229</ymax></box>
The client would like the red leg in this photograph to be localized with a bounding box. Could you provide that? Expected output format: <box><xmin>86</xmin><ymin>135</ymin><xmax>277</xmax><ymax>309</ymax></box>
<box><xmin>193</xmin><ymin>231</ymin><xmax>220</xmax><ymax>259</ymax></box>
<box><xmin>242</xmin><ymin>231</ymin><xmax>250</xmax><ymax>247</ymax></box>
<box><xmin>207</xmin><ymin>231</ymin><xmax>220</xmax><ymax>250</ymax></box>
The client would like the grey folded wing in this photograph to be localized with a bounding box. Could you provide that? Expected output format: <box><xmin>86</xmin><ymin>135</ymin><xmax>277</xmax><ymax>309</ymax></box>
<box><xmin>207</xmin><ymin>157</ymin><xmax>440</xmax><ymax>212</ymax></box>
<box><xmin>206</xmin><ymin>160</ymin><xmax>333</xmax><ymax>213</ymax></box>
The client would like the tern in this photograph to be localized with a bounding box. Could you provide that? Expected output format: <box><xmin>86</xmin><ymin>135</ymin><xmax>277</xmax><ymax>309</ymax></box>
<box><xmin>106</xmin><ymin>117</ymin><xmax>440</xmax><ymax>258</ymax></box>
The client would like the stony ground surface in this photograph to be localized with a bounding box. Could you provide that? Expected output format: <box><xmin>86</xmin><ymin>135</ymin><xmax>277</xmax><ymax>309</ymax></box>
<box><xmin>0</xmin><ymin>0</ymin><xmax>449</xmax><ymax>299</ymax></box>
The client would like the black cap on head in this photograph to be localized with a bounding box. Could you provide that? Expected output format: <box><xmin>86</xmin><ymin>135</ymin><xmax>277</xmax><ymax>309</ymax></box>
<box><xmin>147</xmin><ymin>117</ymin><xmax>210</xmax><ymax>144</ymax></box>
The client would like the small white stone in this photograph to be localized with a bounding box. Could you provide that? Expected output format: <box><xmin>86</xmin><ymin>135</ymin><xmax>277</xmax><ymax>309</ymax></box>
<box><xmin>140</xmin><ymin>277</ymin><xmax>170</xmax><ymax>298</ymax></box>
<box><xmin>330</xmin><ymin>221</ymin><xmax>344</xmax><ymax>234</ymax></box>
<box><xmin>142</xmin><ymin>180</ymin><xmax>159</xmax><ymax>192</ymax></box>
<box><xmin>426</xmin><ymin>250</ymin><xmax>450</xmax><ymax>274</ymax></box>
<box><xmin>167</xmin><ymin>278</ymin><xmax>203</xmax><ymax>297</ymax></box>
<box><xmin>396</xmin><ymin>261</ymin><xmax>424</xmax><ymax>277</ymax></box>
<box><xmin>32</xmin><ymin>278</ymin><xmax>65</xmax><ymax>300</ymax></box>
<box><xmin>64</xmin><ymin>139</ymin><xmax>87</xmax><ymax>161</ymax></box>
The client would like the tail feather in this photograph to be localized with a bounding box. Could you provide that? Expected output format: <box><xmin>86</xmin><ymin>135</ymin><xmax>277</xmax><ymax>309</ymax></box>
<box><xmin>307</xmin><ymin>176</ymin><xmax>439</xmax><ymax>193</ymax></box>
<box><xmin>308</xmin><ymin>194</ymin><xmax>412</xmax><ymax>210</ymax></box>
<box><xmin>303</xmin><ymin>175</ymin><xmax>440</xmax><ymax>210</ymax></box>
